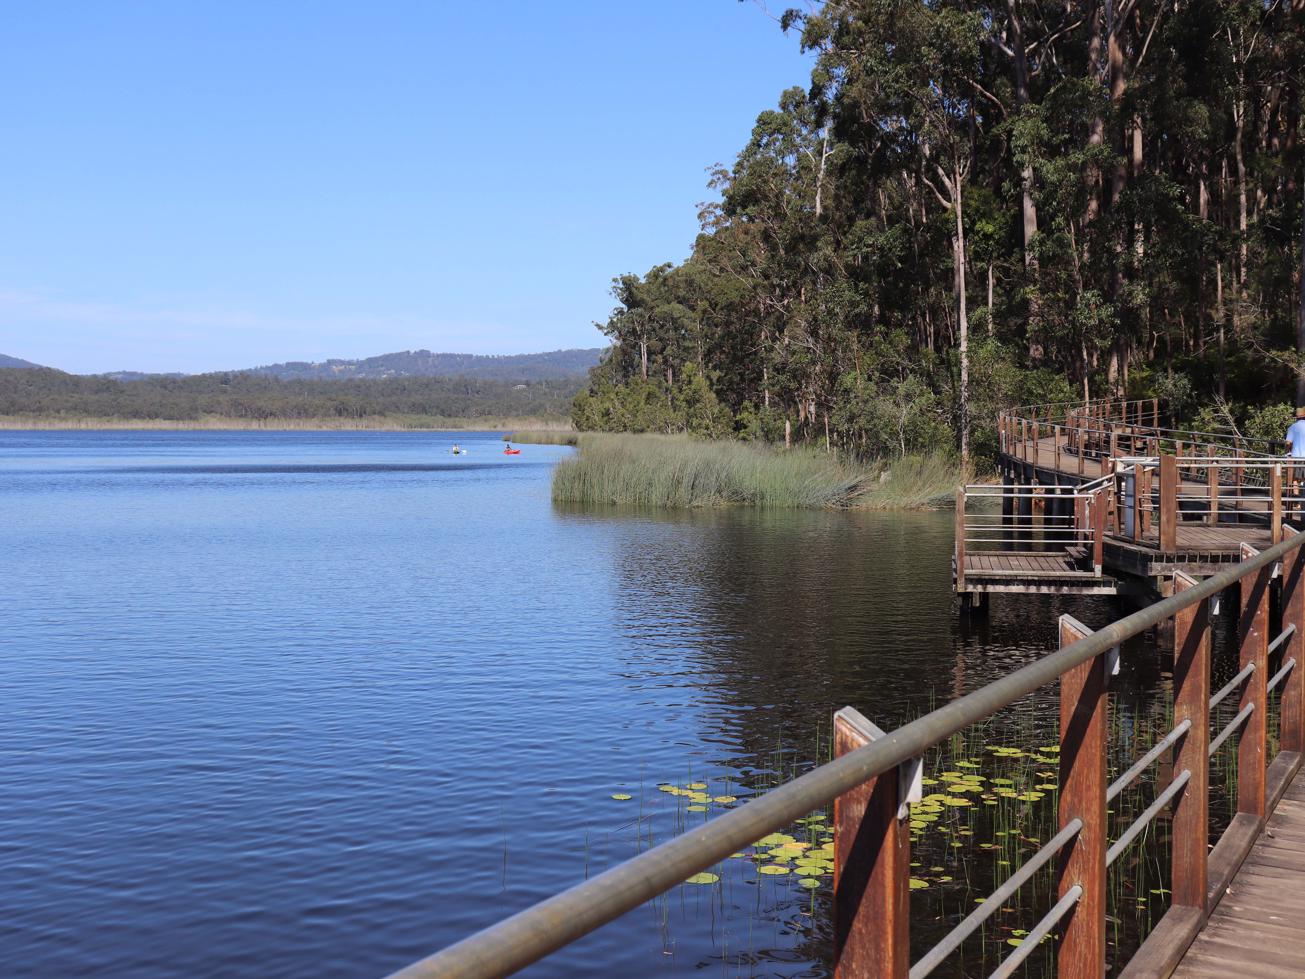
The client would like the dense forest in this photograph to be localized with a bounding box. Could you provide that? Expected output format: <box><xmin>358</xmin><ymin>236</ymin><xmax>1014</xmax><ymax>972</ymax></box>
<box><xmin>0</xmin><ymin>368</ymin><xmax>579</xmax><ymax>422</ymax></box>
<box><xmin>574</xmin><ymin>0</ymin><xmax>1305</xmax><ymax>466</ymax></box>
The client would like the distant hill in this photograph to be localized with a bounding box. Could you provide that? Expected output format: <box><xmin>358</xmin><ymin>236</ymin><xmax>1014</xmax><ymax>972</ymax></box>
<box><xmin>245</xmin><ymin>348</ymin><xmax>605</xmax><ymax>382</ymax></box>
<box><xmin>0</xmin><ymin>353</ymin><xmax>43</xmax><ymax>369</ymax></box>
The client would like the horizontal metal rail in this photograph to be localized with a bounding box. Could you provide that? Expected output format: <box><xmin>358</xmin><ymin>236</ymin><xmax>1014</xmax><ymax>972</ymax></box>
<box><xmin>1268</xmin><ymin>658</ymin><xmax>1297</xmax><ymax>694</ymax></box>
<box><xmin>908</xmin><ymin>818</ymin><xmax>1083</xmax><ymax>978</ymax></box>
<box><xmin>1209</xmin><ymin>704</ymin><xmax>1256</xmax><ymax>757</ymax></box>
<box><xmin>988</xmin><ymin>885</ymin><xmax>1083</xmax><ymax>979</ymax></box>
<box><xmin>1269</xmin><ymin>624</ymin><xmax>1296</xmax><ymax>658</ymax></box>
<box><xmin>390</xmin><ymin>530</ymin><xmax>1305</xmax><ymax>979</ymax></box>
<box><xmin>1107</xmin><ymin>719</ymin><xmax>1192</xmax><ymax>803</ymax></box>
<box><xmin>1210</xmin><ymin>663</ymin><xmax>1256</xmax><ymax>710</ymax></box>
<box><xmin>1106</xmin><ymin>770</ymin><xmax>1191</xmax><ymax>867</ymax></box>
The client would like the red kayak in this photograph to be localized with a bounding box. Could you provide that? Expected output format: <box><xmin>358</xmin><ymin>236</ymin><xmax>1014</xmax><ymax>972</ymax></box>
<box><xmin>503</xmin><ymin>448</ymin><xmax>521</xmax><ymax>455</ymax></box>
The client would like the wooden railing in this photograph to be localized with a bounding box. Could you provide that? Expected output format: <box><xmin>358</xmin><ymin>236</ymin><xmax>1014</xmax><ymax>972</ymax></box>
<box><xmin>998</xmin><ymin>398</ymin><xmax>1285</xmax><ymax>476</ymax></box>
<box><xmin>954</xmin><ymin>482</ymin><xmax>1108</xmax><ymax>587</ymax></box>
<box><xmin>387</xmin><ymin>532</ymin><xmax>1305</xmax><ymax>979</ymax></box>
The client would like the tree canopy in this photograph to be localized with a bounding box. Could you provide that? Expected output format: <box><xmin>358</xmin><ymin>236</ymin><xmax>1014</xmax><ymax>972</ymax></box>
<box><xmin>576</xmin><ymin>0</ymin><xmax>1305</xmax><ymax>463</ymax></box>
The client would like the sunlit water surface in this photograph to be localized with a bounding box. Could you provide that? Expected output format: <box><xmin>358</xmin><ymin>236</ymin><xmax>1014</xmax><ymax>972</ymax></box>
<box><xmin>3</xmin><ymin>430</ymin><xmax>1163</xmax><ymax>977</ymax></box>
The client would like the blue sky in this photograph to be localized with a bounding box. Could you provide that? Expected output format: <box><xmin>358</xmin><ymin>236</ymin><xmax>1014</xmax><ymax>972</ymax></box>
<box><xmin>0</xmin><ymin>2</ymin><xmax>813</xmax><ymax>374</ymax></box>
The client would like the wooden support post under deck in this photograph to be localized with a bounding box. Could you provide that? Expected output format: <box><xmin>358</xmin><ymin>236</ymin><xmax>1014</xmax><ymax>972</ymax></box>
<box><xmin>1283</xmin><ymin>528</ymin><xmax>1305</xmax><ymax>755</ymax></box>
<box><xmin>1238</xmin><ymin>543</ymin><xmax>1270</xmax><ymax>819</ymax></box>
<box><xmin>833</xmin><ymin>707</ymin><xmax>908</xmax><ymax>979</ymax></box>
<box><xmin>954</xmin><ymin>488</ymin><xmax>966</xmax><ymax>591</ymax></box>
<box><xmin>1056</xmin><ymin>615</ymin><xmax>1107</xmax><ymax>979</ymax></box>
<box><xmin>1160</xmin><ymin>455</ymin><xmax>1178</xmax><ymax>552</ymax></box>
<box><xmin>1171</xmin><ymin>571</ymin><xmax>1210</xmax><ymax>911</ymax></box>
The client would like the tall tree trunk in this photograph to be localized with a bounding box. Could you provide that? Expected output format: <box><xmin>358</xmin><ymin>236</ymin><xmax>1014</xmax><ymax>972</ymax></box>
<box><xmin>1298</xmin><ymin>173</ymin><xmax>1305</xmax><ymax>406</ymax></box>
<box><xmin>1084</xmin><ymin>2</ymin><xmax>1106</xmax><ymax>229</ymax></box>
<box><xmin>1234</xmin><ymin>100</ymin><xmax>1249</xmax><ymax>334</ymax></box>
<box><xmin>954</xmin><ymin>163</ymin><xmax>970</xmax><ymax>469</ymax></box>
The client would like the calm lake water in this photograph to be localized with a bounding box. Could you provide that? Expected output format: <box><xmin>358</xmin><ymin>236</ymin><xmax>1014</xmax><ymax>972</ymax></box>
<box><xmin>4</xmin><ymin>430</ymin><xmax>1165</xmax><ymax>977</ymax></box>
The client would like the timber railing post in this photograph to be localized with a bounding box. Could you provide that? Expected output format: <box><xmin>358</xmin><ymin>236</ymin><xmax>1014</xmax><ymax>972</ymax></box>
<box><xmin>955</xmin><ymin>488</ymin><xmax>966</xmax><ymax>592</ymax></box>
<box><xmin>1238</xmin><ymin>543</ymin><xmax>1270</xmax><ymax>819</ymax></box>
<box><xmin>1153</xmin><ymin>397</ymin><xmax>1159</xmax><ymax>427</ymax></box>
<box><xmin>833</xmin><ymin>707</ymin><xmax>909</xmax><ymax>979</ymax></box>
<box><xmin>1160</xmin><ymin>455</ymin><xmax>1178</xmax><ymax>552</ymax></box>
<box><xmin>1208</xmin><ymin>464</ymin><xmax>1219</xmax><ymax>526</ymax></box>
<box><xmin>1138</xmin><ymin>464</ymin><xmax>1152</xmax><ymax>539</ymax></box>
<box><xmin>1283</xmin><ymin>529</ymin><xmax>1305</xmax><ymax>756</ymax></box>
<box><xmin>1271</xmin><ymin>464</ymin><xmax>1283</xmax><ymax>544</ymax></box>
<box><xmin>1056</xmin><ymin>615</ymin><xmax>1108</xmax><ymax>979</ymax></box>
<box><xmin>1092</xmin><ymin>490</ymin><xmax>1105</xmax><ymax>575</ymax></box>
<box><xmin>1171</xmin><ymin>571</ymin><xmax>1210</xmax><ymax>912</ymax></box>
<box><xmin>1055</xmin><ymin>425</ymin><xmax>1062</xmax><ymax>471</ymax></box>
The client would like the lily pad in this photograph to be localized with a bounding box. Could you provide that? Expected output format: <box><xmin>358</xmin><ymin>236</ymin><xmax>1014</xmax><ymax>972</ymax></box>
<box><xmin>685</xmin><ymin>872</ymin><xmax>719</xmax><ymax>885</ymax></box>
<box><xmin>611</xmin><ymin>793</ymin><xmax>633</xmax><ymax>801</ymax></box>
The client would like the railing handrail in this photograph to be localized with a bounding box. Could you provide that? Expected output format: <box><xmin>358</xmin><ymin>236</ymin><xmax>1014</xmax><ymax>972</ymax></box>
<box><xmin>998</xmin><ymin>400</ymin><xmax>1284</xmax><ymax>455</ymax></box>
<box><xmin>387</xmin><ymin>528</ymin><xmax>1305</xmax><ymax>979</ymax></box>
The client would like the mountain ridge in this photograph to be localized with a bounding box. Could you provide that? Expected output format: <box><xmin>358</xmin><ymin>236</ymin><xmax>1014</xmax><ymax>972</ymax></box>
<box><xmin>1</xmin><ymin>347</ymin><xmax>606</xmax><ymax>382</ymax></box>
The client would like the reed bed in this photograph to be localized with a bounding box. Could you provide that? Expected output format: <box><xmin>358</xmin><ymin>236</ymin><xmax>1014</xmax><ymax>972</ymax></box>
<box><xmin>504</xmin><ymin>429</ymin><xmax>579</xmax><ymax>446</ymax></box>
<box><xmin>550</xmin><ymin>433</ymin><xmax>959</xmax><ymax>510</ymax></box>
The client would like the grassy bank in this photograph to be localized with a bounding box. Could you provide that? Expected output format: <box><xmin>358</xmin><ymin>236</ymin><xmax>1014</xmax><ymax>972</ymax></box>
<box><xmin>0</xmin><ymin>414</ymin><xmax>573</xmax><ymax>432</ymax></box>
<box><xmin>550</xmin><ymin>433</ymin><xmax>959</xmax><ymax>509</ymax></box>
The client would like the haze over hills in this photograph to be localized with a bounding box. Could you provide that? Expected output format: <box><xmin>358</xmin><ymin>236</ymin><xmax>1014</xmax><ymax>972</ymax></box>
<box><xmin>245</xmin><ymin>347</ymin><xmax>605</xmax><ymax>382</ymax></box>
<box><xmin>0</xmin><ymin>347</ymin><xmax>607</xmax><ymax>382</ymax></box>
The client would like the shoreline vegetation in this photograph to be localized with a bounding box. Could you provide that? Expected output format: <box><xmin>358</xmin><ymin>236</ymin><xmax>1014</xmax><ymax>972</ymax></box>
<box><xmin>546</xmin><ymin>433</ymin><xmax>960</xmax><ymax>510</ymax></box>
<box><xmin>0</xmin><ymin>414</ymin><xmax>574</xmax><ymax>432</ymax></box>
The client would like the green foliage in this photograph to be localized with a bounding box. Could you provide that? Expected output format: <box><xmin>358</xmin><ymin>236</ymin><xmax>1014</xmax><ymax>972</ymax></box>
<box><xmin>0</xmin><ymin>368</ymin><xmax>580</xmax><ymax>422</ymax></box>
<box><xmin>568</xmin><ymin>1</ymin><xmax>1304</xmax><ymax>459</ymax></box>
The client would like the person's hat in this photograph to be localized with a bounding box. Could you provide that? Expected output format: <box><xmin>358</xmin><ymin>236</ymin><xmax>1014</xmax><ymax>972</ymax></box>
<box><xmin>1296</xmin><ymin>406</ymin><xmax>1305</xmax><ymax>419</ymax></box>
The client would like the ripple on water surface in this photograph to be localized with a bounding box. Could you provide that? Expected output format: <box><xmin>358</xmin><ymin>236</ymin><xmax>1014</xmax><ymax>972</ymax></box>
<box><xmin>2</xmin><ymin>430</ymin><xmax>1111</xmax><ymax>977</ymax></box>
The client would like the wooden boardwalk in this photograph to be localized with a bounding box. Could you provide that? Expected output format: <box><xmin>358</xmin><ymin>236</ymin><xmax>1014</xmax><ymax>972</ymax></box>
<box><xmin>1171</xmin><ymin>769</ymin><xmax>1305</xmax><ymax>978</ymax></box>
<box><xmin>957</xmin><ymin>402</ymin><xmax>1296</xmax><ymax>598</ymax></box>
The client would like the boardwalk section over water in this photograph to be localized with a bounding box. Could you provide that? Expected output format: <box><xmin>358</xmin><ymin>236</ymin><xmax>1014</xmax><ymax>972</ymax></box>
<box><xmin>1169</xmin><ymin>774</ymin><xmax>1305</xmax><ymax>978</ymax></box>
<box><xmin>956</xmin><ymin>398</ymin><xmax>1296</xmax><ymax>600</ymax></box>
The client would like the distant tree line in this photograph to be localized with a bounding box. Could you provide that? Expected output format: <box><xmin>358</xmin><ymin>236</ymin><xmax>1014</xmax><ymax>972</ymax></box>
<box><xmin>576</xmin><ymin>1</ymin><xmax>1305</xmax><ymax>465</ymax></box>
<box><xmin>0</xmin><ymin>368</ymin><xmax>579</xmax><ymax>421</ymax></box>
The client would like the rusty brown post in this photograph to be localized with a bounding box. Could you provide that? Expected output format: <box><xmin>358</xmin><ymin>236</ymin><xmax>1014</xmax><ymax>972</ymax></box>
<box><xmin>1055</xmin><ymin>425</ymin><xmax>1062</xmax><ymax>471</ymax></box>
<box><xmin>833</xmin><ymin>707</ymin><xmax>909</xmax><ymax>979</ymax></box>
<box><xmin>1160</xmin><ymin>455</ymin><xmax>1178</xmax><ymax>551</ymax></box>
<box><xmin>1022</xmin><ymin>419</ymin><xmax>1029</xmax><ymax>462</ymax></box>
<box><xmin>954</xmin><ymin>488</ymin><xmax>966</xmax><ymax>592</ymax></box>
<box><xmin>1152</xmin><ymin>397</ymin><xmax>1159</xmax><ymax>427</ymax></box>
<box><xmin>1171</xmin><ymin>571</ymin><xmax>1210</xmax><ymax>911</ymax></box>
<box><xmin>1208</xmin><ymin>464</ymin><xmax>1220</xmax><ymax>526</ymax></box>
<box><xmin>1238</xmin><ymin>543</ymin><xmax>1270</xmax><ymax>819</ymax></box>
<box><xmin>1138</xmin><ymin>465</ymin><xmax>1152</xmax><ymax>539</ymax></box>
<box><xmin>1056</xmin><ymin>615</ymin><xmax>1108</xmax><ymax>979</ymax></box>
<box><xmin>1283</xmin><ymin>528</ymin><xmax>1305</xmax><ymax>756</ymax></box>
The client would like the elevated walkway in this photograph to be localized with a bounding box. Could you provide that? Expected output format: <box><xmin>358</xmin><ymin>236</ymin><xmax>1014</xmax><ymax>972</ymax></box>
<box><xmin>956</xmin><ymin>398</ymin><xmax>1296</xmax><ymax>600</ymax></box>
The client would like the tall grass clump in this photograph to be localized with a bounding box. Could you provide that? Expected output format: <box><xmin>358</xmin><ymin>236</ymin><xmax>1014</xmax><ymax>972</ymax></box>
<box><xmin>504</xmin><ymin>429</ymin><xmax>579</xmax><ymax>446</ymax></box>
<box><xmin>550</xmin><ymin>433</ymin><xmax>960</xmax><ymax>509</ymax></box>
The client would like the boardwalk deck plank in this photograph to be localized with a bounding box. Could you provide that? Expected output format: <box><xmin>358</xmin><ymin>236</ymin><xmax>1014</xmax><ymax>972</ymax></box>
<box><xmin>1172</xmin><ymin>772</ymin><xmax>1305</xmax><ymax>978</ymax></box>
